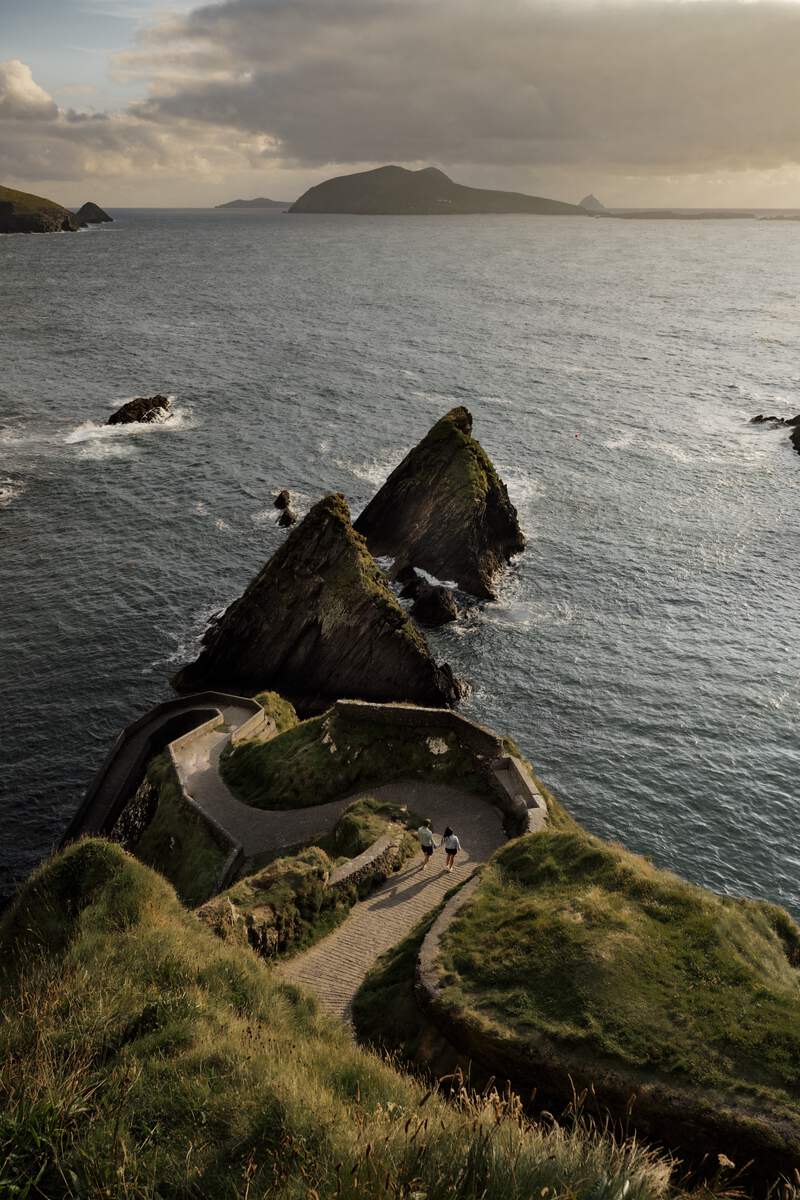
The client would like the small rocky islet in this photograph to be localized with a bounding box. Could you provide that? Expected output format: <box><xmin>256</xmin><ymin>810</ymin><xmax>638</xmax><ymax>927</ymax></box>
<box><xmin>106</xmin><ymin>393</ymin><xmax>171</xmax><ymax>425</ymax></box>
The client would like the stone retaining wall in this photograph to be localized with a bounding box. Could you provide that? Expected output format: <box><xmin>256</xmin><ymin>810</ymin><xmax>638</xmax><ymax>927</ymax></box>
<box><xmin>166</xmin><ymin>719</ymin><xmax>245</xmax><ymax>894</ymax></box>
<box><xmin>63</xmin><ymin>691</ymin><xmax>262</xmax><ymax>844</ymax></box>
<box><xmin>328</xmin><ymin>827</ymin><xmax>406</xmax><ymax>893</ymax></box>
<box><xmin>334</xmin><ymin>699</ymin><xmax>547</xmax><ymax>836</ymax></box>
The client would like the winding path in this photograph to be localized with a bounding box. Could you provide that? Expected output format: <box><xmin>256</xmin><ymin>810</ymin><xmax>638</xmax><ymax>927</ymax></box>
<box><xmin>278</xmin><ymin>779</ymin><xmax>505</xmax><ymax>1021</ymax></box>
<box><xmin>71</xmin><ymin>693</ymin><xmax>508</xmax><ymax>1024</ymax></box>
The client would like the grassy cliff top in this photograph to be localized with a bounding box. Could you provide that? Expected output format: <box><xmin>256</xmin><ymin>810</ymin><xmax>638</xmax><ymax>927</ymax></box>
<box><xmin>441</xmin><ymin>828</ymin><xmax>800</xmax><ymax>1119</ymax></box>
<box><xmin>0</xmin><ymin>839</ymin><xmax>681</xmax><ymax>1200</ymax></box>
<box><xmin>0</xmin><ymin>183</ymin><xmax>69</xmax><ymax>213</ymax></box>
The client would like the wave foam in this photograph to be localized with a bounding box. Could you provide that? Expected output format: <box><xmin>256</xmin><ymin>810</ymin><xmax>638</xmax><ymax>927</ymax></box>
<box><xmin>0</xmin><ymin>477</ymin><xmax>25</xmax><ymax>509</ymax></box>
<box><xmin>64</xmin><ymin>397</ymin><xmax>190</xmax><ymax>455</ymax></box>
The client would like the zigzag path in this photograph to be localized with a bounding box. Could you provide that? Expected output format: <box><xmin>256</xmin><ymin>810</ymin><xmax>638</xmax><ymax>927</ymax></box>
<box><xmin>277</xmin><ymin>778</ymin><xmax>505</xmax><ymax>1021</ymax></box>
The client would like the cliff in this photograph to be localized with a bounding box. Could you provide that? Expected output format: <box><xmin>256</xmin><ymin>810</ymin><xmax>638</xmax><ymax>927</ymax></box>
<box><xmin>0</xmin><ymin>183</ymin><xmax>80</xmax><ymax>233</ymax></box>
<box><xmin>290</xmin><ymin>166</ymin><xmax>587</xmax><ymax>217</ymax></box>
<box><xmin>172</xmin><ymin>492</ymin><xmax>460</xmax><ymax>709</ymax></box>
<box><xmin>354</xmin><ymin>407</ymin><xmax>524</xmax><ymax>599</ymax></box>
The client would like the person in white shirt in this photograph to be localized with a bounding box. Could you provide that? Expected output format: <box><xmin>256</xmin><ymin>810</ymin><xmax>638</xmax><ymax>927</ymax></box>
<box><xmin>417</xmin><ymin>819</ymin><xmax>437</xmax><ymax>869</ymax></box>
<box><xmin>442</xmin><ymin>826</ymin><xmax>461</xmax><ymax>872</ymax></box>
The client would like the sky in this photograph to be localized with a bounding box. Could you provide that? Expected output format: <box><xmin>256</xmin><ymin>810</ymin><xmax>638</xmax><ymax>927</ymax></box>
<box><xmin>2</xmin><ymin>0</ymin><xmax>800</xmax><ymax>208</ymax></box>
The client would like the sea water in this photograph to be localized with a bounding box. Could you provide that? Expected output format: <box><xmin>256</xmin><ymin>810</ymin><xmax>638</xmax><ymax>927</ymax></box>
<box><xmin>1</xmin><ymin>208</ymin><xmax>799</xmax><ymax>912</ymax></box>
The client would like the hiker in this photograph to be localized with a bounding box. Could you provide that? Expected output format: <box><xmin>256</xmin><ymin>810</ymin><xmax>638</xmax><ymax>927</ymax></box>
<box><xmin>442</xmin><ymin>826</ymin><xmax>461</xmax><ymax>872</ymax></box>
<box><xmin>417</xmin><ymin>819</ymin><xmax>437</xmax><ymax>868</ymax></box>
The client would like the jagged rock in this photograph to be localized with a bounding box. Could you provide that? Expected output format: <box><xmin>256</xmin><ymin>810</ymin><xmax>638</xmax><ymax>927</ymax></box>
<box><xmin>278</xmin><ymin>507</ymin><xmax>297</xmax><ymax>528</ymax></box>
<box><xmin>791</xmin><ymin>427</ymin><xmax>800</xmax><ymax>455</ymax></box>
<box><xmin>274</xmin><ymin>489</ymin><xmax>292</xmax><ymax>510</ymax></box>
<box><xmin>172</xmin><ymin>492</ymin><xmax>461</xmax><ymax>710</ymax></box>
<box><xmin>107</xmin><ymin>394</ymin><xmax>171</xmax><ymax>425</ymax></box>
<box><xmin>750</xmin><ymin>413</ymin><xmax>800</xmax><ymax>426</ymax></box>
<box><xmin>354</xmin><ymin>407</ymin><xmax>524</xmax><ymax>600</ymax></box>
<box><xmin>75</xmin><ymin>201</ymin><xmax>113</xmax><ymax>224</ymax></box>
<box><xmin>411</xmin><ymin>582</ymin><xmax>459</xmax><ymax>626</ymax></box>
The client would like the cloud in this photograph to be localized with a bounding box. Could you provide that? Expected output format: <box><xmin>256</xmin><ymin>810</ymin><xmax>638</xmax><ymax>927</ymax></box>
<box><xmin>121</xmin><ymin>0</ymin><xmax>800</xmax><ymax>176</ymax></box>
<box><xmin>0</xmin><ymin>59</ymin><xmax>59</xmax><ymax>121</ymax></box>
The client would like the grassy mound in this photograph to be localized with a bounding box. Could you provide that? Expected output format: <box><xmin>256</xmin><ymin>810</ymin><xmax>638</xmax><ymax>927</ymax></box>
<box><xmin>254</xmin><ymin>689</ymin><xmax>298</xmax><ymax>734</ymax></box>
<box><xmin>437</xmin><ymin>829</ymin><xmax>800</xmax><ymax>1159</ymax></box>
<box><xmin>132</xmin><ymin>753</ymin><xmax>228</xmax><ymax>906</ymax></box>
<box><xmin>221</xmin><ymin>705</ymin><xmax>489</xmax><ymax>809</ymax></box>
<box><xmin>199</xmin><ymin>798</ymin><xmax>419</xmax><ymax>960</ymax></box>
<box><xmin>0</xmin><ymin>840</ymin><xmax>680</xmax><ymax>1200</ymax></box>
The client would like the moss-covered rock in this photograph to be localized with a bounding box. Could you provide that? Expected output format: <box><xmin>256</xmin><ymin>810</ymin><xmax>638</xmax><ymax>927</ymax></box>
<box><xmin>354</xmin><ymin>407</ymin><xmax>524</xmax><ymax>599</ymax></box>
<box><xmin>172</xmin><ymin>492</ymin><xmax>460</xmax><ymax>709</ymax></box>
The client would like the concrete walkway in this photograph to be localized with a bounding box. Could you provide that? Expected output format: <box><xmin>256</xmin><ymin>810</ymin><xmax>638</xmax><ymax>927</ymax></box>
<box><xmin>171</xmin><ymin>713</ymin><xmax>354</xmax><ymax>859</ymax></box>
<box><xmin>278</xmin><ymin>779</ymin><xmax>505</xmax><ymax>1021</ymax></box>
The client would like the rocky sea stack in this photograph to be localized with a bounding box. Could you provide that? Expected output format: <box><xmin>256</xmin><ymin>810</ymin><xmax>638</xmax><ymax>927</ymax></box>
<box><xmin>172</xmin><ymin>492</ymin><xmax>460</xmax><ymax>710</ymax></box>
<box><xmin>355</xmin><ymin>407</ymin><xmax>525</xmax><ymax>599</ymax></box>
<box><xmin>75</xmin><ymin>201</ymin><xmax>113</xmax><ymax>224</ymax></box>
<box><xmin>107</xmin><ymin>394</ymin><xmax>171</xmax><ymax>425</ymax></box>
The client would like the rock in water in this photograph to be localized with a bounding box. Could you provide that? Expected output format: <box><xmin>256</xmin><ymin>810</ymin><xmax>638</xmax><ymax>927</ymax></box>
<box><xmin>171</xmin><ymin>492</ymin><xmax>461</xmax><ymax>710</ymax></box>
<box><xmin>354</xmin><ymin>407</ymin><xmax>524</xmax><ymax>599</ymax></box>
<box><xmin>278</xmin><ymin>507</ymin><xmax>297</xmax><ymax>528</ymax></box>
<box><xmin>75</xmin><ymin>201</ymin><xmax>113</xmax><ymax>224</ymax></box>
<box><xmin>274</xmin><ymin>489</ymin><xmax>292</xmax><ymax>510</ymax></box>
<box><xmin>107</xmin><ymin>394</ymin><xmax>171</xmax><ymax>425</ymax></box>
<box><xmin>411</xmin><ymin>582</ymin><xmax>459</xmax><ymax>626</ymax></box>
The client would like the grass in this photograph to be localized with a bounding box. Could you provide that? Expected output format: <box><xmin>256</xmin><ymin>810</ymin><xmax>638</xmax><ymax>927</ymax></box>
<box><xmin>440</xmin><ymin>827</ymin><xmax>800</xmax><ymax>1120</ymax></box>
<box><xmin>199</xmin><ymin>797</ymin><xmax>420</xmax><ymax>961</ymax></box>
<box><xmin>221</xmin><ymin>705</ymin><xmax>490</xmax><ymax>810</ymax></box>
<box><xmin>0</xmin><ymin>184</ymin><xmax>67</xmax><ymax>214</ymax></box>
<box><xmin>352</xmin><ymin>905</ymin><xmax>443</xmax><ymax>1061</ymax></box>
<box><xmin>132</xmin><ymin>753</ymin><xmax>227</xmax><ymax>907</ymax></box>
<box><xmin>0</xmin><ymin>839</ymin><xmax>685</xmax><ymax>1200</ymax></box>
<box><xmin>253</xmin><ymin>690</ymin><xmax>299</xmax><ymax>734</ymax></box>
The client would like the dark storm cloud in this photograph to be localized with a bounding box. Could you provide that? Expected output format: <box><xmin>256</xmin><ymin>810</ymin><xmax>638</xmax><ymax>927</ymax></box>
<box><xmin>128</xmin><ymin>0</ymin><xmax>800</xmax><ymax>174</ymax></box>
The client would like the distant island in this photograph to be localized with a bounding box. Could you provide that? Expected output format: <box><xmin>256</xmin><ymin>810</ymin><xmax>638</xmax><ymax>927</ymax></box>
<box><xmin>0</xmin><ymin>184</ymin><xmax>111</xmax><ymax>234</ymax></box>
<box><xmin>580</xmin><ymin>193</ymin><xmax>607</xmax><ymax>212</ymax></box>
<box><xmin>215</xmin><ymin>197</ymin><xmax>290</xmax><ymax>210</ymax></box>
<box><xmin>290</xmin><ymin>165</ymin><xmax>587</xmax><ymax>216</ymax></box>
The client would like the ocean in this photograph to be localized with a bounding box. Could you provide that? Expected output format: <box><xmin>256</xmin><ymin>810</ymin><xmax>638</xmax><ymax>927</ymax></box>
<box><xmin>2</xmin><ymin>207</ymin><xmax>799</xmax><ymax>913</ymax></box>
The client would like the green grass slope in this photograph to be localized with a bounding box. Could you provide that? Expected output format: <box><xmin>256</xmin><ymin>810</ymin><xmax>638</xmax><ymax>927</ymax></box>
<box><xmin>221</xmin><ymin>704</ymin><xmax>489</xmax><ymax>809</ymax></box>
<box><xmin>437</xmin><ymin>828</ymin><xmax>800</xmax><ymax>1169</ymax></box>
<box><xmin>0</xmin><ymin>840</ymin><xmax>681</xmax><ymax>1200</ymax></box>
<box><xmin>0</xmin><ymin>183</ymin><xmax>69</xmax><ymax>213</ymax></box>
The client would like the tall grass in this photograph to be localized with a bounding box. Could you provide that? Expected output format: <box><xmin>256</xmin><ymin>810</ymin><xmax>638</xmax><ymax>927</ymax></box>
<box><xmin>0</xmin><ymin>839</ymin><xmax>690</xmax><ymax>1200</ymax></box>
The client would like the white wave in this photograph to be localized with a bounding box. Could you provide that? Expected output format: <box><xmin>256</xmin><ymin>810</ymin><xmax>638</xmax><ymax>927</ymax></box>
<box><xmin>334</xmin><ymin>454</ymin><xmax>399</xmax><ymax>488</ymax></box>
<box><xmin>214</xmin><ymin>518</ymin><xmax>231</xmax><ymax>532</ymax></box>
<box><xmin>157</xmin><ymin>599</ymin><xmax>232</xmax><ymax>667</ymax></box>
<box><xmin>502</xmin><ymin>469</ymin><xmax>545</xmax><ymax>507</ymax></box>
<box><xmin>411</xmin><ymin>566</ymin><xmax>459</xmax><ymax>590</ymax></box>
<box><xmin>603</xmin><ymin>432</ymin><xmax>636</xmax><ymax>450</ymax></box>
<box><xmin>194</xmin><ymin>500</ymin><xmax>209</xmax><ymax>516</ymax></box>
<box><xmin>0</xmin><ymin>477</ymin><xmax>25</xmax><ymax>509</ymax></box>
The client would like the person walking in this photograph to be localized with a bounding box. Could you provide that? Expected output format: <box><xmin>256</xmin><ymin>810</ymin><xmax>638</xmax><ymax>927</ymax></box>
<box><xmin>417</xmin><ymin>819</ymin><xmax>437</xmax><ymax>869</ymax></box>
<box><xmin>442</xmin><ymin>826</ymin><xmax>461</xmax><ymax>872</ymax></box>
